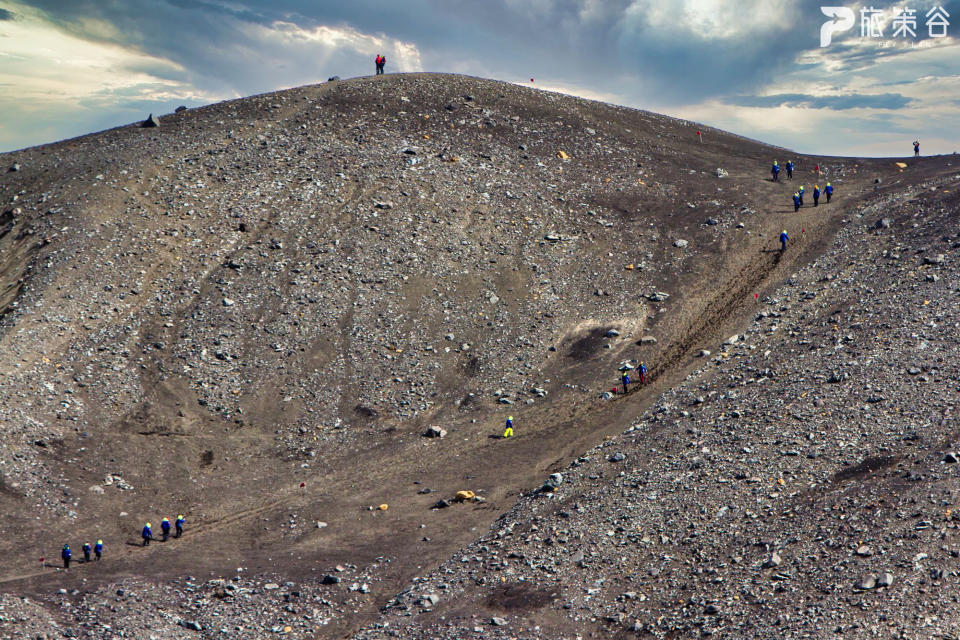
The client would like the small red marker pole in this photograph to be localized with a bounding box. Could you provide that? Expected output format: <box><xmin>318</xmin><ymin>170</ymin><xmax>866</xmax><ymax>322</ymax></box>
<box><xmin>697</xmin><ymin>130</ymin><xmax>702</xmax><ymax>144</ymax></box>
<box><xmin>299</xmin><ymin>482</ymin><xmax>305</xmax><ymax>488</ymax></box>
<box><xmin>802</xmin><ymin>228</ymin><xmax>805</xmax><ymax>233</ymax></box>
<box><xmin>530</xmin><ymin>78</ymin><xmax>534</xmax><ymax>83</ymax></box>
<box><xmin>754</xmin><ymin>293</ymin><xmax>759</xmax><ymax>300</ymax></box>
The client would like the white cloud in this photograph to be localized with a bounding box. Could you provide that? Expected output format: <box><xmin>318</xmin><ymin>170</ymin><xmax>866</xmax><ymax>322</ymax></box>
<box><xmin>0</xmin><ymin>3</ymin><xmax>209</xmax><ymax>106</ymax></box>
<box><xmin>625</xmin><ymin>0</ymin><xmax>797</xmax><ymax>40</ymax></box>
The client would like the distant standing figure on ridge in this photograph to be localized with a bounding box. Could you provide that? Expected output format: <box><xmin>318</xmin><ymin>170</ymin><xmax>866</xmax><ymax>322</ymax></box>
<box><xmin>914</xmin><ymin>140</ymin><xmax>920</xmax><ymax>157</ymax></box>
<box><xmin>375</xmin><ymin>54</ymin><xmax>386</xmax><ymax>75</ymax></box>
<box><xmin>503</xmin><ymin>416</ymin><xmax>514</xmax><ymax>438</ymax></box>
<box><xmin>375</xmin><ymin>55</ymin><xmax>382</xmax><ymax>75</ymax></box>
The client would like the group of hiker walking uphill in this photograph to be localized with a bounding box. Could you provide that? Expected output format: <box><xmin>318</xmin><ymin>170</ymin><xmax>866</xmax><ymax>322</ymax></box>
<box><xmin>770</xmin><ymin>157</ymin><xmax>836</xmax><ymax>254</ymax></box>
<box><xmin>774</xmin><ymin>140</ymin><xmax>921</xmax><ymax>252</ymax></box>
<box><xmin>59</xmin><ymin>515</ymin><xmax>185</xmax><ymax>570</ymax></box>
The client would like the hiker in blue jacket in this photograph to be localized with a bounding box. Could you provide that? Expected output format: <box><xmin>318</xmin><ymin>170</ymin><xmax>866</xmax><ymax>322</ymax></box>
<box><xmin>786</xmin><ymin>160</ymin><xmax>794</xmax><ymax>179</ymax></box>
<box><xmin>793</xmin><ymin>192</ymin><xmax>801</xmax><ymax>212</ymax></box>
<box><xmin>771</xmin><ymin>161</ymin><xmax>780</xmax><ymax>182</ymax></box>
<box><xmin>780</xmin><ymin>229</ymin><xmax>789</xmax><ymax>252</ymax></box>
<box><xmin>825</xmin><ymin>182</ymin><xmax>834</xmax><ymax>203</ymax></box>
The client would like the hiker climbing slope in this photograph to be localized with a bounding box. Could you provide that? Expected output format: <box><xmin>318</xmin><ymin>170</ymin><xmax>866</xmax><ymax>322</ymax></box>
<box><xmin>503</xmin><ymin>416</ymin><xmax>514</xmax><ymax>438</ymax></box>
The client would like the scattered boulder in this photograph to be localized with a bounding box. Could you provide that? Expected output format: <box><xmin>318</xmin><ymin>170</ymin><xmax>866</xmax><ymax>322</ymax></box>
<box><xmin>423</xmin><ymin>426</ymin><xmax>447</xmax><ymax>438</ymax></box>
<box><xmin>8</xmin><ymin>163</ymin><xmax>20</xmax><ymax>172</ymax></box>
<box><xmin>763</xmin><ymin>552</ymin><xmax>782</xmax><ymax>568</ymax></box>
<box><xmin>855</xmin><ymin>574</ymin><xmax>876</xmax><ymax>590</ymax></box>
<box><xmin>877</xmin><ymin>572</ymin><xmax>894</xmax><ymax>587</ymax></box>
<box><xmin>609</xmin><ymin>452</ymin><xmax>626</xmax><ymax>462</ymax></box>
<box><xmin>141</xmin><ymin>113</ymin><xmax>160</xmax><ymax>128</ymax></box>
<box><xmin>715</xmin><ymin>168</ymin><xmax>728</xmax><ymax>178</ymax></box>
<box><xmin>174</xmin><ymin>105</ymin><xmax>187</xmax><ymax>113</ymax></box>
<box><xmin>875</xmin><ymin>218</ymin><xmax>892</xmax><ymax>229</ymax></box>
<box><xmin>673</xmin><ymin>239</ymin><xmax>689</xmax><ymax>248</ymax></box>
<box><xmin>328</xmin><ymin>75</ymin><xmax>341</xmax><ymax>82</ymax></box>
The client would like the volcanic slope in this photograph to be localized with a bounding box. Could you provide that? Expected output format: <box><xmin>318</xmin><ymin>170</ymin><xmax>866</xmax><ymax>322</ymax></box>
<box><xmin>353</xmin><ymin>174</ymin><xmax>960</xmax><ymax>639</ymax></box>
<box><xmin>0</xmin><ymin>73</ymin><xmax>946</xmax><ymax>637</ymax></box>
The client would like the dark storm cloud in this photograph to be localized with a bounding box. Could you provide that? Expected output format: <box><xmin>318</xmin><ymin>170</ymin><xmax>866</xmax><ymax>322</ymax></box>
<box><xmin>729</xmin><ymin>92</ymin><xmax>913</xmax><ymax>110</ymax></box>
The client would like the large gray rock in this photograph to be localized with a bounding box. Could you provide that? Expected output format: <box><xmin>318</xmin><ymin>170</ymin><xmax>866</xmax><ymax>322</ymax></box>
<box><xmin>855</xmin><ymin>574</ymin><xmax>876</xmax><ymax>590</ymax></box>
<box><xmin>142</xmin><ymin>113</ymin><xmax>160</xmax><ymax>128</ymax></box>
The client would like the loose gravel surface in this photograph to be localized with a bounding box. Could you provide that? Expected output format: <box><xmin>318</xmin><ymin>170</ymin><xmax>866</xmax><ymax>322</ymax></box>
<box><xmin>0</xmin><ymin>73</ymin><xmax>954</xmax><ymax>639</ymax></box>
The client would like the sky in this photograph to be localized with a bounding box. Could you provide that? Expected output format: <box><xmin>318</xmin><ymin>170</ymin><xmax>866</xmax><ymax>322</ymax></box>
<box><xmin>1</xmin><ymin>0</ymin><xmax>959</xmax><ymax>156</ymax></box>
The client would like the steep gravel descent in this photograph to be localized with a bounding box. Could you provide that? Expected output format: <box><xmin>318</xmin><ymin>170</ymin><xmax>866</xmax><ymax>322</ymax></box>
<box><xmin>0</xmin><ymin>73</ymin><xmax>947</xmax><ymax>638</ymax></box>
